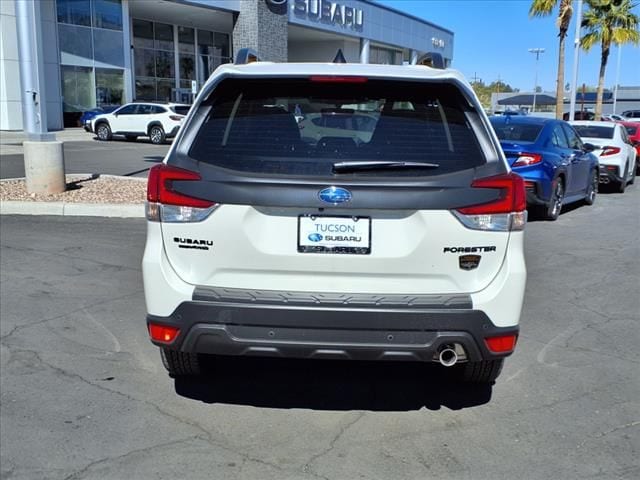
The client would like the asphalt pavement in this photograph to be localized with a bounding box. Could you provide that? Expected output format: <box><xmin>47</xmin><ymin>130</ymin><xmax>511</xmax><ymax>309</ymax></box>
<box><xmin>1</xmin><ymin>186</ymin><xmax>639</xmax><ymax>480</ymax></box>
<box><xmin>0</xmin><ymin>138</ymin><xmax>169</xmax><ymax>179</ymax></box>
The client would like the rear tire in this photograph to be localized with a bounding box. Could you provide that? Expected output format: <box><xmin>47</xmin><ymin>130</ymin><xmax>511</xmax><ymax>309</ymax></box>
<box><xmin>584</xmin><ymin>169</ymin><xmax>598</xmax><ymax>206</ymax></box>
<box><xmin>461</xmin><ymin>359</ymin><xmax>504</xmax><ymax>383</ymax></box>
<box><xmin>538</xmin><ymin>177</ymin><xmax>564</xmax><ymax>221</ymax></box>
<box><xmin>160</xmin><ymin>348</ymin><xmax>200</xmax><ymax>376</ymax></box>
<box><xmin>617</xmin><ymin>164</ymin><xmax>628</xmax><ymax>193</ymax></box>
<box><xmin>149</xmin><ymin>125</ymin><xmax>165</xmax><ymax>145</ymax></box>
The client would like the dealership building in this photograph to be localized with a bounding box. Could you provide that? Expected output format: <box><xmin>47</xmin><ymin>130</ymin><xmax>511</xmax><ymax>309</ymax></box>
<box><xmin>0</xmin><ymin>0</ymin><xmax>454</xmax><ymax>131</ymax></box>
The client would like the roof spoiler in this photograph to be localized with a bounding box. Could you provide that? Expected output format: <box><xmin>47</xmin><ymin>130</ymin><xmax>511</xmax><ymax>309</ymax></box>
<box><xmin>235</xmin><ymin>48</ymin><xmax>260</xmax><ymax>65</ymax></box>
<box><xmin>416</xmin><ymin>52</ymin><xmax>445</xmax><ymax>69</ymax></box>
<box><xmin>333</xmin><ymin>49</ymin><xmax>347</xmax><ymax>64</ymax></box>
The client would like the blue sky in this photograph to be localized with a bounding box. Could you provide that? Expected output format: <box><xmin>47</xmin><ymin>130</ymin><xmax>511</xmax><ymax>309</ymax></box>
<box><xmin>376</xmin><ymin>0</ymin><xmax>640</xmax><ymax>92</ymax></box>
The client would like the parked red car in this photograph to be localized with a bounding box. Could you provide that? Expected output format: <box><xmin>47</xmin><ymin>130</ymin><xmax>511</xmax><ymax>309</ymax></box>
<box><xmin>619</xmin><ymin>121</ymin><xmax>640</xmax><ymax>173</ymax></box>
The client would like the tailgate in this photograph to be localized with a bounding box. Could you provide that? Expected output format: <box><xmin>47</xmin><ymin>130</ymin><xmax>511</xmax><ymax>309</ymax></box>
<box><xmin>161</xmin><ymin>205</ymin><xmax>510</xmax><ymax>294</ymax></box>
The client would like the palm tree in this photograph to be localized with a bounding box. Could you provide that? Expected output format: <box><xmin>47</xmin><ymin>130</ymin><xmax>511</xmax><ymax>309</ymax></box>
<box><xmin>581</xmin><ymin>0</ymin><xmax>640</xmax><ymax>118</ymax></box>
<box><xmin>529</xmin><ymin>0</ymin><xmax>573</xmax><ymax>118</ymax></box>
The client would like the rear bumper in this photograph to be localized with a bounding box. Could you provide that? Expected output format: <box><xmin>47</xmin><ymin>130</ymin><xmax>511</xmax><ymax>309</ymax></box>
<box><xmin>599</xmin><ymin>165</ymin><xmax>623</xmax><ymax>184</ymax></box>
<box><xmin>166</xmin><ymin>125</ymin><xmax>180</xmax><ymax>138</ymax></box>
<box><xmin>523</xmin><ymin>180</ymin><xmax>547</xmax><ymax>206</ymax></box>
<box><xmin>147</xmin><ymin>288</ymin><xmax>518</xmax><ymax>362</ymax></box>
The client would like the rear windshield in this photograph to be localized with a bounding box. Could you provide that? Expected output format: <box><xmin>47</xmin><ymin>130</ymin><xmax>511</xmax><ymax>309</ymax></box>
<box><xmin>572</xmin><ymin>125</ymin><xmax>614</xmax><ymax>139</ymax></box>
<box><xmin>171</xmin><ymin>106</ymin><xmax>190</xmax><ymax>115</ymax></box>
<box><xmin>187</xmin><ymin>79</ymin><xmax>485</xmax><ymax>177</ymax></box>
<box><xmin>490</xmin><ymin>121</ymin><xmax>543</xmax><ymax>143</ymax></box>
<box><xmin>624</xmin><ymin>125</ymin><xmax>637</xmax><ymax>136</ymax></box>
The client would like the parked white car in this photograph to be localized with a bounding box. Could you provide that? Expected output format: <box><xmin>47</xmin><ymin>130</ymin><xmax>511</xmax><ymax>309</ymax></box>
<box><xmin>571</xmin><ymin>120</ymin><xmax>637</xmax><ymax>192</ymax></box>
<box><xmin>90</xmin><ymin>102</ymin><xmax>190</xmax><ymax>144</ymax></box>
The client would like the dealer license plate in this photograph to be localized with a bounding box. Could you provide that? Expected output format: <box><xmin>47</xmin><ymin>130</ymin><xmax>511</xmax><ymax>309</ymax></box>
<box><xmin>298</xmin><ymin>215</ymin><xmax>371</xmax><ymax>254</ymax></box>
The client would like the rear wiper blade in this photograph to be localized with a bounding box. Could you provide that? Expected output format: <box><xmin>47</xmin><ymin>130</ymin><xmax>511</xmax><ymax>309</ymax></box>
<box><xmin>332</xmin><ymin>160</ymin><xmax>440</xmax><ymax>173</ymax></box>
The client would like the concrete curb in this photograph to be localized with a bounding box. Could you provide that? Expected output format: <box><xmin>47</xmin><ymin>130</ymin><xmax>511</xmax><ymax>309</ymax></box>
<box><xmin>1</xmin><ymin>201</ymin><xmax>144</xmax><ymax>218</ymax></box>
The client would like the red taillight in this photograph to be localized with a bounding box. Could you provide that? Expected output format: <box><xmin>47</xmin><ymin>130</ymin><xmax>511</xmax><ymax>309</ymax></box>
<box><xmin>148</xmin><ymin>323</ymin><xmax>180</xmax><ymax>344</ymax></box>
<box><xmin>601</xmin><ymin>146</ymin><xmax>621</xmax><ymax>156</ymax></box>
<box><xmin>485</xmin><ymin>334</ymin><xmax>518</xmax><ymax>354</ymax></box>
<box><xmin>309</xmin><ymin>76</ymin><xmax>368</xmax><ymax>83</ymax></box>
<box><xmin>513</xmin><ymin>153</ymin><xmax>542</xmax><ymax>167</ymax></box>
<box><xmin>169</xmin><ymin>115</ymin><xmax>184</xmax><ymax>121</ymax></box>
<box><xmin>147</xmin><ymin>164</ymin><xmax>214</xmax><ymax>208</ymax></box>
<box><xmin>457</xmin><ymin>173</ymin><xmax>526</xmax><ymax>215</ymax></box>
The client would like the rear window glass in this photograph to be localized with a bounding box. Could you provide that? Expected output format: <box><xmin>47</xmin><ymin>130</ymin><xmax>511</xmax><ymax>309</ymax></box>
<box><xmin>490</xmin><ymin>121</ymin><xmax>543</xmax><ymax>143</ymax></box>
<box><xmin>187</xmin><ymin>79</ymin><xmax>485</xmax><ymax>177</ymax></box>
<box><xmin>624</xmin><ymin>125</ymin><xmax>637</xmax><ymax>136</ymax></box>
<box><xmin>572</xmin><ymin>125</ymin><xmax>614</xmax><ymax>139</ymax></box>
<box><xmin>171</xmin><ymin>106</ymin><xmax>190</xmax><ymax>115</ymax></box>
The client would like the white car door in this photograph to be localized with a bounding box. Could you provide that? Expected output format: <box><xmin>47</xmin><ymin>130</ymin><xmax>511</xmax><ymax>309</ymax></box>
<box><xmin>110</xmin><ymin>104</ymin><xmax>138</xmax><ymax>133</ymax></box>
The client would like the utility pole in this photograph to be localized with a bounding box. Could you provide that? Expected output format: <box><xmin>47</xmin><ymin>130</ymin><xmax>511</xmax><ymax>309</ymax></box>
<box><xmin>612</xmin><ymin>45</ymin><xmax>622</xmax><ymax>114</ymax></box>
<box><xmin>569</xmin><ymin>0</ymin><xmax>584</xmax><ymax>121</ymax></box>
<box><xmin>528</xmin><ymin>48</ymin><xmax>545</xmax><ymax>113</ymax></box>
<box><xmin>15</xmin><ymin>0</ymin><xmax>65</xmax><ymax>194</ymax></box>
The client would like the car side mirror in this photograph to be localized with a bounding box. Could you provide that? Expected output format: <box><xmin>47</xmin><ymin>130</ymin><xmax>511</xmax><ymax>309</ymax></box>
<box><xmin>583</xmin><ymin>142</ymin><xmax>596</xmax><ymax>152</ymax></box>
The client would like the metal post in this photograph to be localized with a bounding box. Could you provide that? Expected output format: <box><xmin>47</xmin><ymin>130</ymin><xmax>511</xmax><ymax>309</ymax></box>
<box><xmin>410</xmin><ymin>49</ymin><xmax>418</xmax><ymax>65</ymax></box>
<box><xmin>15</xmin><ymin>0</ymin><xmax>65</xmax><ymax>194</ymax></box>
<box><xmin>569</xmin><ymin>0</ymin><xmax>584</xmax><ymax>121</ymax></box>
<box><xmin>360</xmin><ymin>38</ymin><xmax>370</xmax><ymax>64</ymax></box>
<box><xmin>528</xmin><ymin>48</ymin><xmax>545</xmax><ymax>113</ymax></box>
<box><xmin>15</xmin><ymin>0</ymin><xmax>50</xmax><ymax>139</ymax></box>
<box><xmin>612</xmin><ymin>45</ymin><xmax>622</xmax><ymax>114</ymax></box>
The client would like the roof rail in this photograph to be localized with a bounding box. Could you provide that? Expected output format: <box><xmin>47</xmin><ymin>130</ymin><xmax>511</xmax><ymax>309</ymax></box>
<box><xmin>416</xmin><ymin>52</ymin><xmax>445</xmax><ymax>69</ymax></box>
<box><xmin>235</xmin><ymin>48</ymin><xmax>260</xmax><ymax>65</ymax></box>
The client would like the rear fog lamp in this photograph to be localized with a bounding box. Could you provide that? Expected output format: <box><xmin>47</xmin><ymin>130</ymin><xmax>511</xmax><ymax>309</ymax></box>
<box><xmin>148</xmin><ymin>324</ymin><xmax>180</xmax><ymax>344</ymax></box>
<box><xmin>485</xmin><ymin>334</ymin><xmax>518</xmax><ymax>354</ymax></box>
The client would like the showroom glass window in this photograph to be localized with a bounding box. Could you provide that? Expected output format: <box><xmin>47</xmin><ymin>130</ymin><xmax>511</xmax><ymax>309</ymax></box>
<box><xmin>179</xmin><ymin>26</ymin><xmax>196</xmax><ymax>91</ymax></box>
<box><xmin>57</xmin><ymin>0</ymin><xmax>124</xmax><ymax>120</ymax></box>
<box><xmin>133</xmin><ymin>20</ymin><xmax>175</xmax><ymax>101</ymax></box>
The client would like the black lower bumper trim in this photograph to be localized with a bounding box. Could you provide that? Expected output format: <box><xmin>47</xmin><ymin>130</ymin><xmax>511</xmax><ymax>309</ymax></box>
<box><xmin>147</xmin><ymin>297</ymin><xmax>518</xmax><ymax>362</ymax></box>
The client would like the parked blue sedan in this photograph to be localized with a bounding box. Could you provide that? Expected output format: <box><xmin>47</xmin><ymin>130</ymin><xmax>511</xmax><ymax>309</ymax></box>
<box><xmin>80</xmin><ymin>105</ymin><xmax>120</xmax><ymax>131</ymax></box>
<box><xmin>489</xmin><ymin>116</ymin><xmax>599</xmax><ymax>220</ymax></box>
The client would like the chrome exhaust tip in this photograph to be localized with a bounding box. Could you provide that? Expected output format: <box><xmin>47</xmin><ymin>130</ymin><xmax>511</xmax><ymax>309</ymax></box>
<box><xmin>438</xmin><ymin>346</ymin><xmax>459</xmax><ymax>367</ymax></box>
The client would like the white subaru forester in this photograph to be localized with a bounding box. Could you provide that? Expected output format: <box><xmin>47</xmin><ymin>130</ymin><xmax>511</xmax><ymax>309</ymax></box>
<box><xmin>142</xmin><ymin>53</ymin><xmax>527</xmax><ymax>383</ymax></box>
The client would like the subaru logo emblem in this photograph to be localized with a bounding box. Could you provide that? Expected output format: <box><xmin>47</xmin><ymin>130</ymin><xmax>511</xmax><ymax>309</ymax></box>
<box><xmin>318</xmin><ymin>186</ymin><xmax>352</xmax><ymax>204</ymax></box>
<box><xmin>308</xmin><ymin>233</ymin><xmax>323</xmax><ymax>242</ymax></box>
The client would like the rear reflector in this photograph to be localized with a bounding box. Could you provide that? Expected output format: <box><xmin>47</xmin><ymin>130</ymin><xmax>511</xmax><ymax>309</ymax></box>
<box><xmin>309</xmin><ymin>76</ymin><xmax>368</xmax><ymax>83</ymax></box>
<box><xmin>169</xmin><ymin>115</ymin><xmax>184</xmax><ymax>121</ymax></box>
<box><xmin>148</xmin><ymin>324</ymin><xmax>180</xmax><ymax>344</ymax></box>
<box><xmin>485</xmin><ymin>334</ymin><xmax>518</xmax><ymax>354</ymax></box>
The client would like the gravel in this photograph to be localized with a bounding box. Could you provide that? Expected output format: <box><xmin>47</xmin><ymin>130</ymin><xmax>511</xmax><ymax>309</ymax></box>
<box><xmin>0</xmin><ymin>174</ymin><xmax>146</xmax><ymax>204</ymax></box>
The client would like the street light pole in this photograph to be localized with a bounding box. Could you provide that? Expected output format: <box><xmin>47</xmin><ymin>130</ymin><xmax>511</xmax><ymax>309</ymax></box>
<box><xmin>528</xmin><ymin>48</ymin><xmax>545</xmax><ymax>113</ymax></box>
<box><xmin>569</xmin><ymin>0</ymin><xmax>584</xmax><ymax>121</ymax></box>
<box><xmin>612</xmin><ymin>44</ymin><xmax>622</xmax><ymax>114</ymax></box>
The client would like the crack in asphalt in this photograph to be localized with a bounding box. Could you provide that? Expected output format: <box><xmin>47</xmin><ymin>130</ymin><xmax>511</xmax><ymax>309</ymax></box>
<box><xmin>576</xmin><ymin>420</ymin><xmax>640</xmax><ymax>450</ymax></box>
<box><xmin>0</xmin><ymin>290</ymin><xmax>144</xmax><ymax>342</ymax></box>
<box><xmin>0</xmin><ymin>243</ymin><xmax>142</xmax><ymax>274</ymax></box>
<box><xmin>2</xmin><ymin>342</ymin><xmax>294</xmax><ymax>478</ymax></box>
<box><xmin>301</xmin><ymin>412</ymin><xmax>366</xmax><ymax>480</ymax></box>
<box><xmin>61</xmin><ymin>435</ymin><xmax>203</xmax><ymax>480</ymax></box>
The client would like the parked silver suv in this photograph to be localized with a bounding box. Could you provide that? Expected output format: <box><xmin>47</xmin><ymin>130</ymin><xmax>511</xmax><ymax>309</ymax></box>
<box><xmin>142</xmin><ymin>53</ymin><xmax>527</xmax><ymax>383</ymax></box>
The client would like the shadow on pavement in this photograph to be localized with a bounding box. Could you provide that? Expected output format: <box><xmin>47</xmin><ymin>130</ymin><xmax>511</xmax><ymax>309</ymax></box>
<box><xmin>174</xmin><ymin>356</ymin><xmax>493</xmax><ymax>411</ymax></box>
<box><xmin>144</xmin><ymin>156</ymin><xmax>165</xmax><ymax>163</ymax></box>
